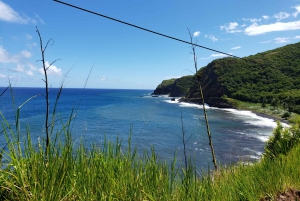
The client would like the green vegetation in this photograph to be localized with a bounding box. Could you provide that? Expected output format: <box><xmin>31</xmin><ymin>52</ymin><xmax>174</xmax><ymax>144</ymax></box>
<box><xmin>153</xmin><ymin>76</ymin><xmax>196</xmax><ymax>97</ymax></box>
<box><xmin>160</xmin><ymin>78</ymin><xmax>176</xmax><ymax>87</ymax></box>
<box><xmin>0</xmin><ymin>112</ymin><xmax>300</xmax><ymax>200</ymax></box>
<box><xmin>153</xmin><ymin>78</ymin><xmax>176</xmax><ymax>95</ymax></box>
<box><xmin>265</xmin><ymin>119</ymin><xmax>300</xmax><ymax>159</ymax></box>
<box><xmin>169</xmin><ymin>75</ymin><xmax>196</xmax><ymax>97</ymax></box>
<box><xmin>179</xmin><ymin>42</ymin><xmax>300</xmax><ymax>119</ymax></box>
<box><xmin>222</xmin><ymin>96</ymin><xmax>300</xmax><ymax>123</ymax></box>
<box><xmin>210</xmin><ymin>42</ymin><xmax>300</xmax><ymax>111</ymax></box>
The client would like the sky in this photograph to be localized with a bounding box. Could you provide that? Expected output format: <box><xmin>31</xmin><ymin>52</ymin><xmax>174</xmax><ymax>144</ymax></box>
<box><xmin>0</xmin><ymin>0</ymin><xmax>300</xmax><ymax>89</ymax></box>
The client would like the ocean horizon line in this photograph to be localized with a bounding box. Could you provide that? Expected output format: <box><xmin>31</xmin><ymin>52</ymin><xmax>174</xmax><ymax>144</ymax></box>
<box><xmin>0</xmin><ymin>86</ymin><xmax>154</xmax><ymax>91</ymax></box>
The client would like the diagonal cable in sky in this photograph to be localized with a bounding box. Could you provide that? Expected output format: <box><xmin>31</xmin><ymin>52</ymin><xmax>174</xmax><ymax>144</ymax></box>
<box><xmin>53</xmin><ymin>0</ymin><xmax>241</xmax><ymax>59</ymax></box>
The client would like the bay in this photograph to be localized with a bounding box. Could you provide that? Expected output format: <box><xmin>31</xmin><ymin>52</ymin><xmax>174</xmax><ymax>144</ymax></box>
<box><xmin>0</xmin><ymin>87</ymin><xmax>280</xmax><ymax>169</ymax></box>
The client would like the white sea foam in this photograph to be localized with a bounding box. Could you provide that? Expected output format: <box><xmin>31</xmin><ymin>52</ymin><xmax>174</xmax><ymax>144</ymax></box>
<box><xmin>250</xmin><ymin>155</ymin><xmax>261</xmax><ymax>160</ymax></box>
<box><xmin>168</xmin><ymin>100</ymin><xmax>213</xmax><ymax>110</ymax></box>
<box><xmin>164</xmin><ymin>101</ymin><xmax>289</xmax><ymax>128</ymax></box>
<box><xmin>164</xmin><ymin>99</ymin><xmax>180</xmax><ymax>104</ymax></box>
<box><xmin>179</xmin><ymin>102</ymin><xmax>204</xmax><ymax>109</ymax></box>
<box><xmin>255</xmin><ymin>135</ymin><xmax>270</xmax><ymax>142</ymax></box>
<box><xmin>220</xmin><ymin>108</ymin><xmax>291</xmax><ymax>128</ymax></box>
<box><xmin>228</xmin><ymin>129</ymin><xmax>271</xmax><ymax>143</ymax></box>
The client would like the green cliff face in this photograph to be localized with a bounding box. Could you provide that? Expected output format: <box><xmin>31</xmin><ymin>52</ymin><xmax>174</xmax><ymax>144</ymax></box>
<box><xmin>153</xmin><ymin>76</ymin><xmax>195</xmax><ymax>97</ymax></box>
<box><xmin>154</xmin><ymin>42</ymin><xmax>300</xmax><ymax>112</ymax></box>
<box><xmin>184</xmin><ymin>42</ymin><xmax>300</xmax><ymax>111</ymax></box>
<box><xmin>169</xmin><ymin>75</ymin><xmax>195</xmax><ymax>97</ymax></box>
<box><xmin>153</xmin><ymin>78</ymin><xmax>176</xmax><ymax>95</ymax></box>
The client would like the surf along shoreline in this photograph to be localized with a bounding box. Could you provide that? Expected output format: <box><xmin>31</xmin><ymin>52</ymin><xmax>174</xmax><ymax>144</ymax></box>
<box><xmin>175</xmin><ymin>97</ymin><xmax>291</xmax><ymax>126</ymax></box>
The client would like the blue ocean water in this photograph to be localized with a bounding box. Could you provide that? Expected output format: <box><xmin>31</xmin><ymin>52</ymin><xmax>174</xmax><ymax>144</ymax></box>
<box><xmin>0</xmin><ymin>87</ymin><xmax>282</xmax><ymax>169</ymax></box>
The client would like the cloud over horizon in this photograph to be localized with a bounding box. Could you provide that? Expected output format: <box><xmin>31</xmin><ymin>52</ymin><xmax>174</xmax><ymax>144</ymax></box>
<box><xmin>38</xmin><ymin>61</ymin><xmax>62</xmax><ymax>76</ymax></box>
<box><xmin>244</xmin><ymin>20</ymin><xmax>300</xmax><ymax>35</ymax></box>
<box><xmin>220</xmin><ymin>5</ymin><xmax>300</xmax><ymax>36</ymax></box>
<box><xmin>193</xmin><ymin>31</ymin><xmax>200</xmax><ymax>37</ymax></box>
<box><xmin>0</xmin><ymin>0</ymin><xmax>42</xmax><ymax>24</ymax></box>
<box><xmin>220</xmin><ymin>22</ymin><xmax>242</xmax><ymax>33</ymax></box>
<box><xmin>231</xmin><ymin>46</ymin><xmax>241</xmax><ymax>50</ymax></box>
<box><xmin>204</xmin><ymin>34</ymin><xmax>218</xmax><ymax>42</ymax></box>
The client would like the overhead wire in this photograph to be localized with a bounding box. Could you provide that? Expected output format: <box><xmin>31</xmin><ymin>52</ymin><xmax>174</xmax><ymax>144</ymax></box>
<box><xmin>53</xmin><ymin>0</ymin><xmax>241</xmax><ymax>59</ymax></box>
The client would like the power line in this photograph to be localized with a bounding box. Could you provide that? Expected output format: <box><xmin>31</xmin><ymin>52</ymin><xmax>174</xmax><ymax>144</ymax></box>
<box><xmin>53</xmin><ymin>0</ymin><xmax>241</xmax><ymax>59</ymax></box>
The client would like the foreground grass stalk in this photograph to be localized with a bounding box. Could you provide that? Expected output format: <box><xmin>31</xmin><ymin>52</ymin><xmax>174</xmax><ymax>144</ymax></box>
<box><xmin>188</xmin><ymin>29</ymin><xmax>218</xmax><ymax>170</ymax></box>
<box><xmin>36</xmin><ymin>27</ymin><xmax>50</xmax><ymax>153</ymax></box>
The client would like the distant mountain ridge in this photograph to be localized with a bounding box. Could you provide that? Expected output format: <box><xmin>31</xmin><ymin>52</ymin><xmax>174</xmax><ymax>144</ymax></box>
<box><xmin>153</xmin><ymin>42</ymin><xmax>300</xmax><ymax>113</ymax></box>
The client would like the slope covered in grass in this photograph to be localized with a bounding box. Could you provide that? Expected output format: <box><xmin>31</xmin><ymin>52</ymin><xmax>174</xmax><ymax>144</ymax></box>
<box><xmin>185</xmin><ymin>42</ymin><xmax>300</xmax><ymax>113</ymax></box>
<box><xmin>0</xmin><ymin>118</ymin><xmax>300</xmax><ymax>200</ymax></box>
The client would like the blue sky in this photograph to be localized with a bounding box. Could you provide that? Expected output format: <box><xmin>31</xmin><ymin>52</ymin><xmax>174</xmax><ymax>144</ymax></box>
<box><xmin>0</xmin><ymin>0</ymin><xmax>300</xmax><ymax>89</ymax></box>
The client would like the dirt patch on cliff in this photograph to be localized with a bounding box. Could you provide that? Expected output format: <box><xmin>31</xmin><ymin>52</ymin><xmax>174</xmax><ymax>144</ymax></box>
<box><xmin>260</xmin><ymin>188</ymin><xmax>300</xmax><ymax>201</ymax></box>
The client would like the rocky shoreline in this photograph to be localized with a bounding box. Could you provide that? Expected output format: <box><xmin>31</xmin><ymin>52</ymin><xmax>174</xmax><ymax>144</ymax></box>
<box><xmin>248</xmin><ymin>110</ymin><xmax>290</xmax><ymax>125</ymax></box>
<box><xmin>178</xmin><ymin>97</ymin><xmax>291</xmax><ymax>125</ymax></box>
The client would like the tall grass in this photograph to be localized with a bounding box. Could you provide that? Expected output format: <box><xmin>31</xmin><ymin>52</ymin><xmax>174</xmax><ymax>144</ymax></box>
<box><xmin>1</xmin><ymin>109</ymin><xmax>300</xmax><ymax>200</ymax></box>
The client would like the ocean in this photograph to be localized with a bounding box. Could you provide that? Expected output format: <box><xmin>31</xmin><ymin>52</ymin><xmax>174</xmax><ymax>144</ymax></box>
<box><xmin>0</xmin><ymin>87</ymin><xmax>283</xmax><ymax>169</ymax></box>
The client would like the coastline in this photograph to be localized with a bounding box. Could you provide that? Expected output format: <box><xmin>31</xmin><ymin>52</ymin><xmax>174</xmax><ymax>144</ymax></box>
<box><xmin>176</xmin><ymin>97</ymin><xmax>291</xmax><ymax>126</ymax></box>
<box><xmin>245</xmin><ymin>110</ymin><xmax>290</xmax><ymax>125</ymax></box>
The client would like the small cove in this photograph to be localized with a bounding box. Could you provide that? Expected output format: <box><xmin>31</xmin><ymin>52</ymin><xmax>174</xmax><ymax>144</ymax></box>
<box><xmin>0</xmin><ymin>87</ymin><xmax>282</xmax><ymax>169</ymax></box>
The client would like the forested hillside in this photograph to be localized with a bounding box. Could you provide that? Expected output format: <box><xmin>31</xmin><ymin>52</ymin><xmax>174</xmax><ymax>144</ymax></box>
<box><xmin>153</xmin><ymin>76</ymin><xmax>195</xmax><ymax>97</ymax></box>
<box><xmin>183</xmin><ymin>42</ymin><xmax>300</xmax><ymax>113</ymax></box>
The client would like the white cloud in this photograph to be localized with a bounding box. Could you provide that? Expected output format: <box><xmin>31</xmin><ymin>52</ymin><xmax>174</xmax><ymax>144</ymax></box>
<box><xmin>200</xmin><ymin>52</ymin><xmax>233</xmax><ymax>60</ymax></box>
<box><xmin>274</xmin><ymin>37</ymin><xmax>290</xmax><ymax>44</ymax></box>
<box><xmin>14</xmin><ymin>64</ymin><xmax>24</xmax><ymax>72</ymax></box>
<box><xmin>26</xmin><ymin>42</ymin><xmax>37</xmax><ymax>48</ymax></box>
<box><xmin>26</xmin><ymin>70</ymin><xmax>34</xmax><ymax>76</ymax></box>
<box><xmin>21</xmin><ymin>50</ymin><xmax>31</xmax><ymax>58</ymax></box>
<box><xmin>220</xmin><ymin>22</ymin><xmax>242</xmax><ymax>33</ymax></box>
<box><xmin>260</xmin><ymin>40</ymin><xmax>271</xmax><ymax>44</ymax></box>
<box><xmin>295</xmin><ymin>35</ymin><xmax>300</xmax><ymax>39</ymax></box>
<box><xmin>211</xmin><ymin>53</ymin><xmax>227</xmax><ymax>57</ymax></box>
<box><xmin>193</xmin><ymin>31</ymin><xmax>200</xmax><ymax>37</ymax></box>
<box><xmin>38</xmin><ymin>61</ymin><xmax>62</xmax><ymax>76</ymax></box>
<box><xmin>243</xmin><ymin>18</ymin><xmax>261</xmax><ymax>23</ymax></box>
<box><xmin>11</xmin><ymin>64</ymin><xmax>35</xmax><ymax>77</ymax></box>
<box><xmin>101</xmin><ymin>76</ymin><xmax>106</xmax><ymax>81</ymax></box>
<box><xmin>0</xmin><ymin>73</ymin><xmax>6</xmax><ymax>79</ymax></box>
<box><xmin>274</xmin><ymin>12</ymin><xmax>290</xmax><ymax>21</ymax></box>
<box><xmin>231</xmin><ymin>46</ymin><xmax>241</xmax><ymax>50</ymax></box>
<box><xmin>26</xmin><ymin>34</ymin><xmax>32</xmax><ymax>40</ymax></box>
<box><xmin>244</xmin><ymin>20</ymin><xmax>300</xmax><ymax>35</ymax></box>
<box><xmin>0</xmin><ymin>1</ymin><xmax>27</xmax><ymax>23</ymax></box>
<box><xmin>34</xmin><ymin>13</ymin><xmax>45</xmax><ymax>24</ymax></box>
<box><xmin>292</xmin><ymin>6</ymin><xmax>300</xmax><ymax>17</ymax></box>
<box><xmin>0</xmin><ymin>45</ymin><xmax>34</xmax><ymax>64</ymax></box>
<box><xmin>0</xmin><ymin>46</ymin><xmax>17</xmax><ymax>63</ymax></box>
<box><xmin>28</xmin><ymin>64</ymin><xmax>37</xmax><ymax>70</ymax></box>
<box><xmin>204</xmin><ymin>34</ymin><xmax>218</xmax><ymax>42</ymax></box>
<box><xmin>262</xmin><ymin>15</ymin><xmax>270</xmax><ymax>20</ymax></box>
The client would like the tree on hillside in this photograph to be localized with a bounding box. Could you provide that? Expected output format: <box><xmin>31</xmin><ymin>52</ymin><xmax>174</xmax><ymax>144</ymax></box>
<box><xmin>271</xmin><ymin>97</ymin><xmax>280</xmax><ymax>110</ymax></box>
<box><xmin>261</xmin><ymin>97</ymin><xmax>267</xmax><ymax>111</ymax></box>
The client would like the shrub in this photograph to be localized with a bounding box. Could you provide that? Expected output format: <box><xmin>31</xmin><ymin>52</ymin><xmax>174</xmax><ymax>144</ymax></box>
<box><xmin>281</xmin><ymin>111</ymin><xmax>291</xmax><ymax>119</ymax></box>
<box><xmin>264</xmin><ymin>120</ymin><xmax>300</xmax><ymax>159</ymax></box>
